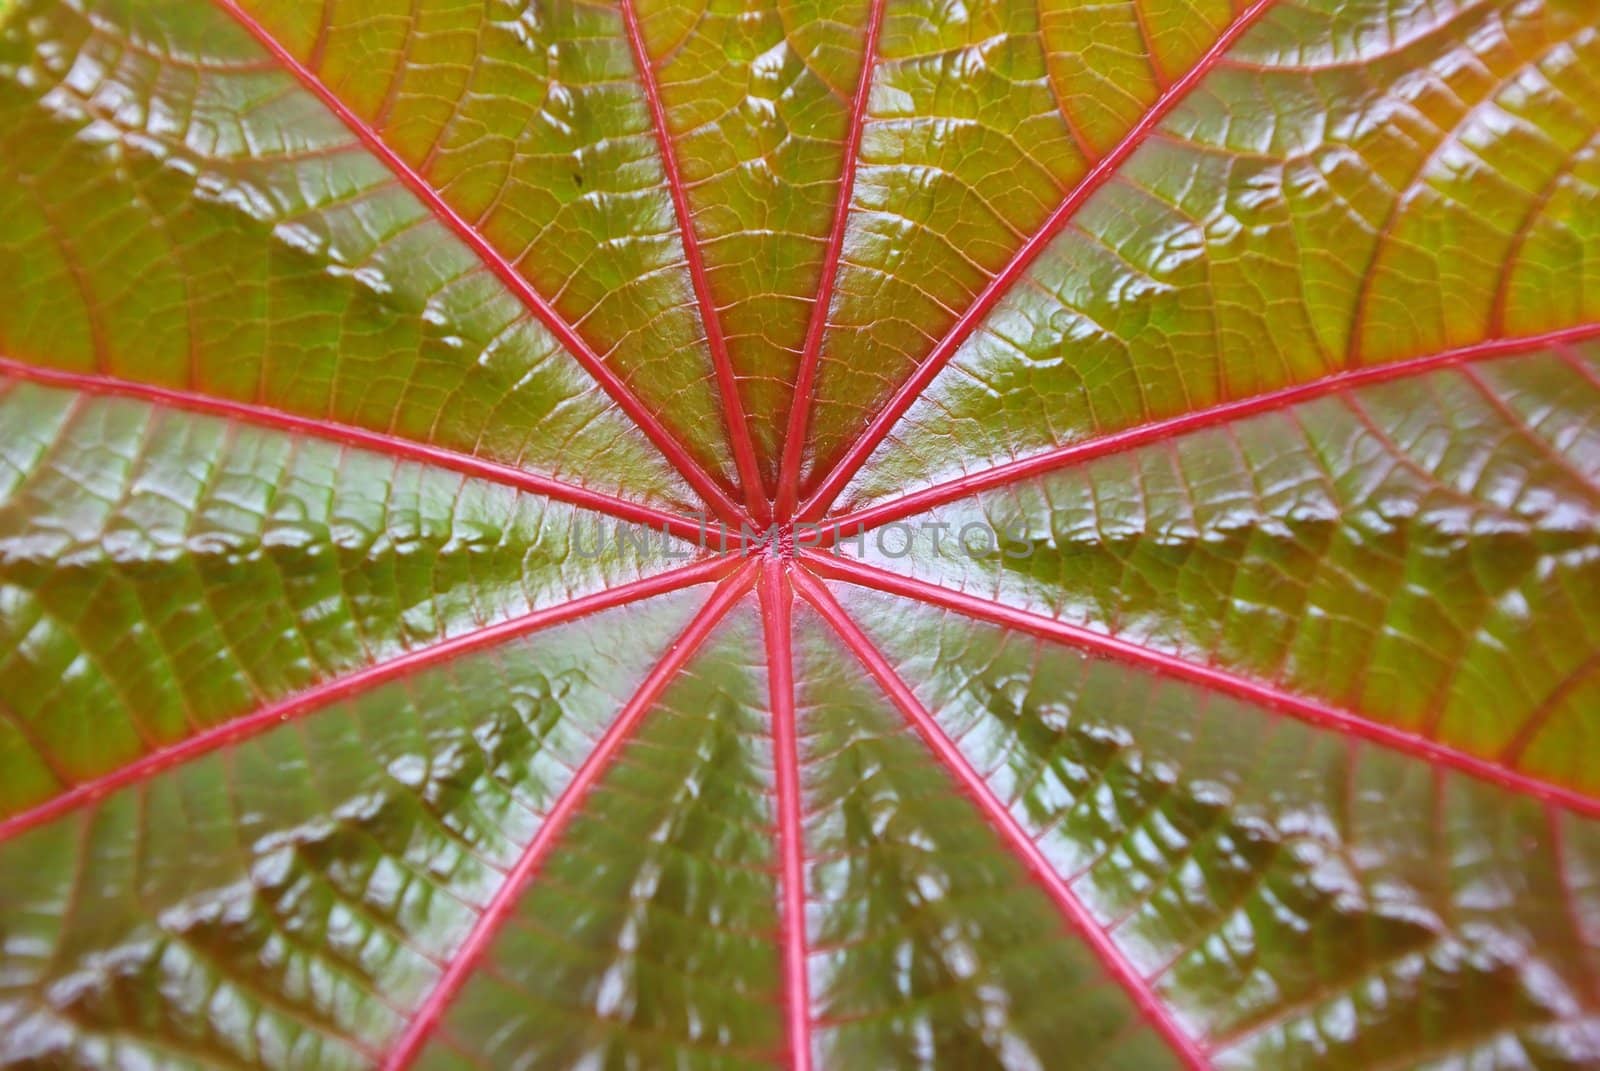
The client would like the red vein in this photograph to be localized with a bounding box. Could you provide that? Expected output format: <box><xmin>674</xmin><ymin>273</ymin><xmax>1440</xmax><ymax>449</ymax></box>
<box><xmin>207</xmin><ymin>0</ymin><xmax>747</xmax><ymax>527</ymax></box>
<box><xmin>1499</xmin><ymin>650</ymin><xmax>1600</xmax><ymax>766</ymax></box>
<box><xmin>1558</xmin><ymin>342</ymin><xmax>1600</xmax><ymax>391</ymax></box>
<box><xmin>1130</xmin><ymin>0</ymin><xmax>1172</xmax><ymax>90</ymax></box>
<box><xmin>817</xmin><ymin>321</ymin><xmax>1600</xmax><ymax>540</ymax></box>
<box><xmin>758</xmin><ymin>561</ymin><xmax>814</xmax><ymax>1071</ymax></box>
<box><xmin>773</xmin><ymin>0</ymin><xmax>888</xmax><ymax>522</ymax></box>
<box><xmin>0</xmin><ymin>356</ymin><xmax>738</xmax><ymax>546</ymax></box>
<box><xmin>1489</xmin><ymin>133</ymin><xmax>1598</xmax><ymax>336</ymax></box>
<box><xmin>381</xmin><ymin>560</ymin><xmax>760</xmax><ymax>1070</ymax></box>
<box><xmin>803</xmin><ymin>552</ymin><xmax>1600</xmax><ymax>820</ymax></box>
<box><xmin>620</xmin><ymin>0</ymin><xmax>769</xmax><ymax>523</ymax></box>
<box><xmin>789</xmin><ymin>568</ymin><xmax>1211</xmax><ymax>1071</ymax></box>
<box><xmin>0</xmin><ymin>556</ymin><xmax>742</xmax><ymax>847</ymax></box>
<box><xmin>796</xmin><ymin>0</ymin><xmax>1278</xmax><ymax>522</ymax></box>
<box><xmin>1343</xmin><ymin>105</ymin><xmax>1471</xmax><ymax>369</ymax></box>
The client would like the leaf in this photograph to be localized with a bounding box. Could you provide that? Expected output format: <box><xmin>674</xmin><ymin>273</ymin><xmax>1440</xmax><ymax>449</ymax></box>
<box><xmin>0</xmin><ymin>0</ymin><xmax>1597</xmax><ymax>1069</ymax></box>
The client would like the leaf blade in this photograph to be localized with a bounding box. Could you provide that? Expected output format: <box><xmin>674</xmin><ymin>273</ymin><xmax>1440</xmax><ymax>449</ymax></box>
<box><xmin>0</xmin><ymin>588</ymin><xmax>712</xmax><ymax>1068</ymax></box>
<box><xmin>838</xmin><ymin>583</ymin><xmax>1600</xmax><ymax>1069</ymax></box>
<box><xmin>823</xmin><ymin>343</ymin><xmax>1600</xmax><ymax>798</ymax></box>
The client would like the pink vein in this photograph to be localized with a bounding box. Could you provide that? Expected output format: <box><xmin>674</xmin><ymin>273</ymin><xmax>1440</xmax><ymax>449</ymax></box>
<box><xmin>0</xmin><ymin>556</ymin><xmax>742</xmax><ymax>846</ymax></box>
<box><xmin>381</xmin><ymin>560</ymin><xmax>760</xmax><ymax>1070</ymax></box>
<box><xmin>773</xmin><ymin>0</ymin><xmax>888</xmax><ymax>522</ymax></box>
<box><xmin>817</xmin><ymin>321</ymin><xmax>1600</xmax><ymax>540</ymax></box>
<box><xmin>758</xmin><ymin>560</ymin><xmax>813</xmax><ymax>1071</ymax></box>
<box><xmin>1500</xmin><ymin>650</ymin><xmax>1600</xmax><ymax>766</ymax></box>
<box><xmin>802</xmin><ymin>552</ymin><xmax>1600</xmax><ymax>820</ymax></box>
<box><xmin>0</xmin><ymin>356</ymin><xmax>736</xmax><ymax>546</ymax></box>
<box><xmin>207</xmin><ymin>0</ymin><xmax>747</xmax><ymax>528</ymax></box>
<box><xmin>620</xmin><ymin>0</ymin><xmax>770</xmax><ymax>523</ymax></box>
<box><xmin>795</xmin><ymin>0</ymin><xmax>1279</xmax><ymax>522</ymax></box>
<box><xmin>1130</xmin><ymin>0</ymin><xmax>1172</xmax><ymax>90</ymax></box>
<box><xmin>789</xmin><ymin>568</ymin><xmax>1212</xmax><ymax>1071</ymax></box>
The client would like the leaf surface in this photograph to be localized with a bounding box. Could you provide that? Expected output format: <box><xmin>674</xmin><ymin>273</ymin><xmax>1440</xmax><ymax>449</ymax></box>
<box><xmin>1</xmin><ymin>0</ymin><xmax>1598</xmax><ymax>1068</ymax></box>
<box><xmin>0</xmin><ymin>590</ymin><xmax>707</xmax><ymax>1067</ymax></box>
<box><xmin>838</xmin><ymin>583</ymin><xmax>1600</xmax><ymax>1069</ymax></box>
<box><xmin>415</xmin><ymin>595</ymin><xmax>783</xmax><ymax>1070</ymax></box>
<box><xmin>791</xmin><ymin>597</ymin><xmax>1185</xmax><ymax>1070</ymax></box>
<box><xmin>823</xmin><ymin>344</ymin><xmax>1600</xmax><ymax>793</ymax></box>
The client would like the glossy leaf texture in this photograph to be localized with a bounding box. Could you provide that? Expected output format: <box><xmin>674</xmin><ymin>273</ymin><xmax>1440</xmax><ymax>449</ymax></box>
<box><xmin>0</xmin><ymin>0</ymin><xmax>1597</xmax><ymax>1069</ymax></box>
